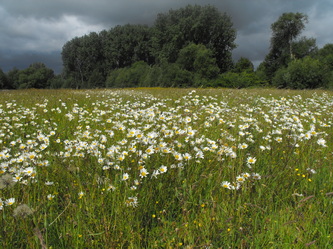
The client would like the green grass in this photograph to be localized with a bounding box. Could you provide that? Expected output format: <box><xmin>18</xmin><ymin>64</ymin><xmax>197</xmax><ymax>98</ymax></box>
<box><xmin>0</xmin><ymin>88</ymin><xmax>333</xmax><ymax>248</ymax></box>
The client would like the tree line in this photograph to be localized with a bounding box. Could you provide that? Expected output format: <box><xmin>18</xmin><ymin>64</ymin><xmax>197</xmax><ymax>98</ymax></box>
<box><xmin>1</xmin><ymin>5</ymin><xmax>333</xmax><ymax>90</ymax></box>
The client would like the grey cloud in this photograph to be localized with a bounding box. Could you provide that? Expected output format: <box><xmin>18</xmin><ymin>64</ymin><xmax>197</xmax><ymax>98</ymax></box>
<box><xmin>0</xmin><ymin>51</ymin><xmax>62</xmax><ymax>73</ymax></box>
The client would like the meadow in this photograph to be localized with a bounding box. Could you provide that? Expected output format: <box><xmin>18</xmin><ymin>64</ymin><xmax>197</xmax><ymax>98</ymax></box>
<box><xmin>0</xmin><ymin>88</ymin><xmax>332</xmax><ymax>248</ymax></box>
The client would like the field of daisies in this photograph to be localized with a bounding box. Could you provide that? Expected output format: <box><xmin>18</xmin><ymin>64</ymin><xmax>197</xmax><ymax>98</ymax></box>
<box><xmin>0</xmin><ymin>88</ymin><xmax>332</xmax><ymax>248</ymax></box>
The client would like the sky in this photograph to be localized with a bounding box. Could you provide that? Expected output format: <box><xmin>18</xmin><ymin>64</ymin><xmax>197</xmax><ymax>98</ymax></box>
<box><xmin>1</xmin><ymin>0</ymin><xmax>333</xmax><ymax>74</ymax></box>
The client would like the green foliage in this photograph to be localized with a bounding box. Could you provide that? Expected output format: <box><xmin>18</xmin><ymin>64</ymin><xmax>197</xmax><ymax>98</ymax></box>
<box><xmin>314</xmin><ymin>43</ymin><xmax>333</xmax><ymax>88</ymax></box>
<box><xmin>62</xmin><ymin>32</ymin><xmax>106</xmax><ymax>88</ymax></box>
<box><xmin>177</xmin><ymin>43</ymin><xmax>220</xmax><ymax>80</ymax></box>
<box><xmin>106</xmin><ymin>61</ymin><xmax>150</xmax><ymax>88</ymax></box>
<box><xmin>271</xmin><ymin>12</ymin><xmax>308</xmax><ymax>52</ymax></box>
<box><xmin>232</xmin><ymin>57</ymin><xmax>254</xmax><ymax>73</ymax></box>
<box><xmin>209</xmin><ymin>71</ymin><xmax>265</xmax><ymax>88</ymax></box>
<box><xmin>272</xmin><ymin>56</ymin><xmax>325</xmax><ymax>89</ymax></box>
<box><xmin>262</xmin><ymin>12</ymin><xmax>310</xmax><ymax>81</ymax></box>
<box><xmin>17</xmin><ymin>63</ymin><xmax>54</xmax><ymax>89</ymax></box>
<box><xmin>317</xmin><ymin>43</ymin><xmax>333</xmax><ymax>58</ymax></box>
<box><xmin>152</xmin><ymin>5</ymin><xmax>236</xmax><ymax>72</ymax></box>
<box><xmin>0</xmin><ymin>68</ymin><xmax>10</xmax><ymax>89</ymax></box>
<box><xmin>103</xmin><ymin>24</ymin><xmax>154</xmax><ymax>69</ymax></box>
<box><xmin>291</xmin><ymin>37</ymin><xmax>317</xmax><ymax>59</ymax></box>
<box><xmin>7</xmin><ymin>68</ymin><xmax>20</xmax><ymax>89</ymax></box>
<box><xmin>49</xmin><ymin>75</ymin><xmax>66</xmax><ymax>89</ymax></box>
<box><xmin>61</xmin><ymin>5</ymin><xmax>236</xmax><ymax>89</ymax></box>
<box><xmin>156</xmin><ymin>63</ymin><xmax>193</xmax><ymax>87</ymax></box>
<box><xmin>142</xmin><ymin>66</ymin><xmax>163</xmax><ymax>87</ymax></box>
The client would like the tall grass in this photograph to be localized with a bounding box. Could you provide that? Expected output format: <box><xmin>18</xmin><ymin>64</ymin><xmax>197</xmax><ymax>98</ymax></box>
<box><xmin>0</xmin><ymin>88</ymin><xmax>332</xmax><ymax>248</ymax></box>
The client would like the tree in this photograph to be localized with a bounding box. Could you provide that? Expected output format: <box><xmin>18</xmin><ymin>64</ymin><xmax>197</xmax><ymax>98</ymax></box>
<box><xmin>7</xmin><ymin>68</ymin><xmax>20</xmax><ymax>89</ymax></box>
<box><xmin>17</xmin><ymin>63</ymin><xmax>54</xmax><ymax>89</ymax></box>
<box><xmin>0</xmin><ymin>68</ymin><xmax>10</xmax><ymax>89</ymax></box>
<box><xmin>62</xmin><ymin>32</ymin><xmax>105</xmax><ymax>88</ymax></box>
<box><xmin>261</xmin><ymin>12</ymin><xmax>309</xmax><ymax>80</ymax></box>
<box><xmin>232</xmin><ymin>57</ymin><xmax>254</xmax><ymax>73</ymax></box>
<box><xmin>316</xmin><ymin>43</ymin><xmax>333</xmax><ymax>87</ymax></box>
<box><xmin>291</xmin><ymin>37</ymin><xmax>317</xmax><ymax>59</ymax></box>
<box><xmin>176</xmin><ymin>43</ymin><xmax>219</xmax><ymax>80</ymax></box>
<box><xmin>271</xmin><ymin>12</ymin><xmax>308</xmax><ymax>59</ymax></box>
<box><xmin>272</xmin><ymin>56</ymin><xmax>325</xmax><ymax>89</ymax></box>
<box><xmin>102</xmin><ymin>24</ymin><xmax>154</xmax><ymax>70</ymax></box>
<box><xmin>316</xmin><ymin>44</ymin><xmax>333</xmax><ymax>71</ymax></box>
<box><xmin>152</xmin><ymin>5</ymin><xmax>236</xmax><ymax>72</ymax></box>
<box><xmin>318</xmin><ymin>43</ymin><xmax>333</xmax><ymax>57</ymax></box>
<box><xmin>106</xmin><ymin>61</ymin><xmax>150</xmax><ymax>88</ymax></box>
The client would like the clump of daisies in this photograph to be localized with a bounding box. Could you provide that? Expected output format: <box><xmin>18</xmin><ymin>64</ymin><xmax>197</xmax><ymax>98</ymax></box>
<box><xmin>221</xmin><ymin>172</ymin><xmax>261</xmax><ymax>190</ymax></box>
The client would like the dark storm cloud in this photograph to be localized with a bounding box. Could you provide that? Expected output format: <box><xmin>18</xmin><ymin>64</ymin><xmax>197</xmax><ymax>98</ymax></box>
<box><xmin>0</xmin><ymin>51</ymin><xmax>62</xmax><ymax>74</ymax></box>
<box><xmin>0</xmin><ymin>0</ymin><xmax>333</xmax><ymax>73</ymax></box>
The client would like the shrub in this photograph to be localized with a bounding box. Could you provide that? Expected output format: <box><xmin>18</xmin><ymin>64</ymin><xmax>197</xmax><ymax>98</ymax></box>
<box><xmin>273</xmin><ymin>56</ymin><xmax>325</xmax><ymax>89</ymax></box>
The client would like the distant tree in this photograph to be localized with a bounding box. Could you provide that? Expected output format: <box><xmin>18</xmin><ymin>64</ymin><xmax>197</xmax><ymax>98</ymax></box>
<box><xmin>271</xmin><ymin>12</ymin><xmax>308</xmax><ymax>59</ymax></box>
<box><xmin>102</xmin><ymin>24</ymin><xmax>154</xmax><ymax>70</ymax></box>
<box><xmin>315</xmin><ymin>43</ymin><xmax>333</xmax><ymax>88</ymax></box>
<box><xmin>176</xmin><ymin>43</ymin><xmax>220</xmax><ymax>80</ymax></box>
<box><xmin>316</xmin><ymin>43</ymin><xmax>333</xmax><ymax>71</ymax></box>
<box><xmin>17</xmin><ymin>63</ymin><xmax>54</xmax><ymax>89</ymax></box>
<box><xmin>272</xmin><ymin>56</ymin><xmax>325</xmax><ymax>89</ymax></box>
<box><xmin>232</xmin><ymin>57</ymin><xmax>254</xmax><ymax>73</ymax></box>
<box><xmin>291</xmin><ymin>37</ymin><xmax>317</xmax><ymax>59</ymax></box>
<box><xmin>318</xmin><ymin>43</ymin><xmax>333</xmax><ymax>57</ymax></box>
<box><xmin>0</xmin><ymin>68</ymin><xmax>10</xmax><ymax>89</ymax></box>
<box><xmin>62</xmin><ymin>32</ymin><xmax>105</xmax><ymax>88</ymax></box>
<box><xmin>157</xmin><ymin>63</ymin><xmax>193</xmax><ymax>87</ymax></box>
<box><xmin>106</xmin><ymin>61</ymin><xmax>150</xmax><ymax>88</ymax></box>
<box><xmin>49</xmin><ymin>75</ymin><xmax>66</xmax><ymax>89</ymax></box>
<box><xmin>7</xmin><ymin>67</ymin><xmax>20</xmax><ymax>89</ymax></box>
<box><xmin>261</xmin><ymin>12</ymin><xmax>309</xmax><ymax>80</ymax></box>
<box><xmin>141</xmin><ymin>65</ymin><xmax>163</xmax><ymax>87</ymax></box>
<box><xmin>152</xmin><ymin>4</ymin><xmax>236</xmax><ymax>72</ymax></box>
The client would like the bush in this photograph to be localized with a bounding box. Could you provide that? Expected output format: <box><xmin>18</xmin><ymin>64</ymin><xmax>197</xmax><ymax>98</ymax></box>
<box><xmin>106</xmin><ymin>61</ymin><xmax>150</xmax><ymax>88</ymax></box>
<box><xmin>272</xmin><ymin>56</ymin><xmax>325</xmax><ymax>89</ymax></box>
<box><xmin>49</xmin><ymin>76</ymin><xmax>66</xmax><ymax>89</ymax></box>
<box><xmin>155</xmin><ymin>63</ymin><xmax>193</xmax><ymax>87</ymax></box>
<box><xmin>208</xmin><ymin>71</ymin><xmax>265</xmax><ymax>88</ymax></box>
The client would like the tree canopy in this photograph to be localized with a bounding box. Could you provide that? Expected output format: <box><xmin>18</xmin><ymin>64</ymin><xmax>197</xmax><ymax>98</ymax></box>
<box><xmin>60</xmin><ymin>4</ymin><xmax>237</xmax><ymax>89</ymax></box>
<box><xmin>260</xmin><ymin>12</ymin><xmax>313</xmax><ymax>80</ymax></box>
<box><xmin>151</xmin><ymin>5</ymin><xmax>236</xmax><ymax>72</ymax></box>
<box><xmin>2</xmin><ymin>8</ymin><xmax>333</xmax><ymax>90</ymax></box>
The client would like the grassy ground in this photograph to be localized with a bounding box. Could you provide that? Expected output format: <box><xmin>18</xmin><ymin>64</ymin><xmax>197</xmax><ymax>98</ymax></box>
<box><xmin>0</xmin><ymin>88</ymin><xmax>332</xmax><ymax>248</ymax></box>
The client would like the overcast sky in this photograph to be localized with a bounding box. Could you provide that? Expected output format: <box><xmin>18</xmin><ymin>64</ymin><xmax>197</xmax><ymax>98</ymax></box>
<box><xmin>1</xmin><ymin>0</ymin><xmax>332</xmax><ymax>74</ymax></box>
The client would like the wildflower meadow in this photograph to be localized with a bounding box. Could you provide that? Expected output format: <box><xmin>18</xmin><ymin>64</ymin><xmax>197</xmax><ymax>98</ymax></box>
<box><xmin>0</xmin><ymin>88</ymin><xmax>333</xmax><ymax>248</ymax></box>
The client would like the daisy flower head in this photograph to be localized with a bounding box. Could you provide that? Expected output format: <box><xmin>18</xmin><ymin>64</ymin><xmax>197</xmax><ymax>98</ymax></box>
<box><xmin>247</xmin><ymin>157</ymin><xmax>256</xmax><ymax>165</ymax></box>
<box><xmin>183</xmin><ymin>153</ymin><xmax>192</xmax><ymax>160</ymax></box>
<box><xmin>23</xmin><ymin>167</ymin><xmax>36</xmax><ymax>177</ymax></box>
<box><xmin>122</xmin><ymin>173</ymin><xmax>129</xmax><ymax>181</ymax></box>
<box><xmin>78</xmin><ymin>191</ymin><xmax>85</xmax><ymax>199</ymax></box>
<box><xmin>317</xmin><ymin>138</ymin><xmax>327</xmax><ymax>147</ymax></box>
<box><xmin>47</xmin><ymin>194</ymin><xmax>55</xmax><ymax>200</ymax></box>
<box><xmin>139</xmin><ymin>168</ymin><xmax>149</xmax><ymax>178</ymax></box>
<box><xmin>221</xmin><ymin>181</ymin><xmax>231</xmax><ymax>189</ymax></box>
<box><xmin>275</xmin><ymin>137</ymin><xmax>283</xmax><ymax>143</ymax></box>
<box><xmin>236</xmin><ymin>175</ymin><xmax>246</xmax><ymax>183</ymax></box>
<box><xmin>159</xmin><ymin>165</ymin><xmax>168</xmax><ymax>174</ymax></box>
<box><xmin>252</xmin><ymin>173</ymin><xmax>261</xmax><ymax>180</ymax></box>
<box><xmin>126</xmin><ymin>196</ymin><xmax>138</xmax><ymax>207</ymax></box>
<box><xmin>242</xmin><ymin>172</ymin><xmax>251</xmax><ymax>179</ymax></box>
<box><xmin>238</xmin><ymin>143</ymin><xmax>248</xmax><ymax>150</ymax></box>
<box><xmin>5</xmin><ymin>198</ymin><xmax>15</xmax><ymax>206</ymax></box>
